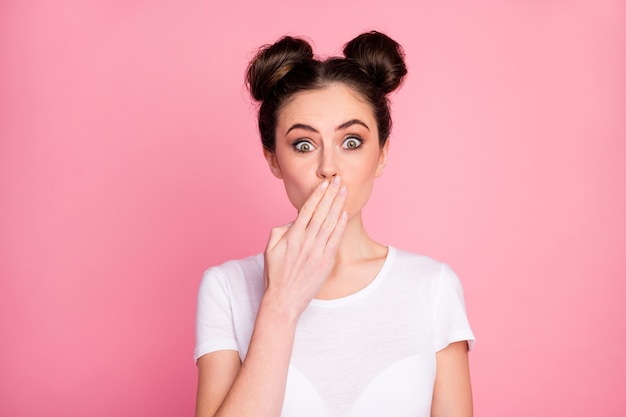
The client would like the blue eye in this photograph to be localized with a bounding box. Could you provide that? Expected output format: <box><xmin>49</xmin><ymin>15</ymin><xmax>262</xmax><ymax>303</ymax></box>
<box><xmin>294</xmin><ymin>140</ymin><xmax>314</xmax><ymax>153</ymax></box>
<box><xmin>342</xmin><ymin>137</ymin><xmax>362</xmax><ymax>149</ymax></box>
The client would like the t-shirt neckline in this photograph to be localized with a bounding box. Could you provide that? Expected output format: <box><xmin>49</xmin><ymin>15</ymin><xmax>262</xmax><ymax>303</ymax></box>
<box><xmin>309</xmin><ymin>246</ymin><xmax>396</xmax><ymax>307</ymax></box>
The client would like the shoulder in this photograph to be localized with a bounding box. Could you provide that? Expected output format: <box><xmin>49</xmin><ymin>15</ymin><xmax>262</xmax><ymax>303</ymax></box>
<box><xmin>203</xmin><ymin>253</ymin><xmax>264</xmax><ymax>279</ymax></box>
<box><xmin>199</xmin><ymin>253</ymin><xmax>264</xmax><ymax>293</ymax></box>
<box><xmin>387</xmin><ymin>247</ymin><xmax>463</xmax><ymax>292</ymax></box>
<box><xmin>389</xmin><ymin>246</ymin><xmax>447</xmax><ymax>278</ymax></box>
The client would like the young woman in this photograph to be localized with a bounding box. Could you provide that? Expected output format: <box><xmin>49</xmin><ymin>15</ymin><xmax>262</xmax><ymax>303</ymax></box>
<box><xmin>195</xmin><ymin>31</ymin><xmax>475</xmax><ymax>417</ymax></box>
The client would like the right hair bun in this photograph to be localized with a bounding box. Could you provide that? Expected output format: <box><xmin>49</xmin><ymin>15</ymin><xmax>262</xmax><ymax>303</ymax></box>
<box><xmin>246</xmin><ymin>36</ymin><xmax>314</xmax><ymax>102</ymax></box>
<box><xmin>343</xmin><ymin>31</ymin><xmax>407</xmax><ymax>95</ymax></box>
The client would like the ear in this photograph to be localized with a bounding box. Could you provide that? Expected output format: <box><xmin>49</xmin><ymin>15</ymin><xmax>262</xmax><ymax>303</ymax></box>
<box><xmin>264</xmin><ymin>149</ymin><xmax>283</xmax><ymax>179</ymax></box>
<box><xmin>375</xmin><ymin>139</ymin><xmax>390</xmax><ymax>177</ymax></box>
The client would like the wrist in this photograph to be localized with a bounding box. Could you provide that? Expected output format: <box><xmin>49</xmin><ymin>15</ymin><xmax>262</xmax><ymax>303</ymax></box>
<box><xmin>258</xmin><ymin>291</ymin><xmax>301</xmax><ymax>327</ymax></box>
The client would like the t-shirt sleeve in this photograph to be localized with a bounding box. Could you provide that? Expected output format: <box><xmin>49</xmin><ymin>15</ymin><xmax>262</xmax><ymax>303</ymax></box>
<box><xmin>433</xmin><ymin>263</ymin><xmax>476</xmax><ymax>352</ymax></box>
<box><xmin>194</xmin><ymin>267</ymin><xmax>239</xmax><ymax>362</ymax></box>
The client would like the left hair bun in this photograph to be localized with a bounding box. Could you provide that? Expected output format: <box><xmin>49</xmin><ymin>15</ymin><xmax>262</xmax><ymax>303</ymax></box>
<box><xmin>246</xmin><ymin>36</ymin><xmax>314</xmax><ymax>102</ymax></box>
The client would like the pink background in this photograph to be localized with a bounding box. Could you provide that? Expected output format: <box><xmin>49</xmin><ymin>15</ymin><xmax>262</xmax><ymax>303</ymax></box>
<box><xmin>1</xmin><ymin>1</ymin><xmax>625</xmax><ymax>416</ymax></box>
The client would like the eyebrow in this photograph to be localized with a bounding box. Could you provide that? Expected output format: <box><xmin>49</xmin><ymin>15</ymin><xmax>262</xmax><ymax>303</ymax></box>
<box><xmin>285</xmin><ymin>119</ymin><xmax>370</xmax><ymax>135</ymax></box>
<box><xmin>337</xmin><ymin>119</ymin><xmax>370</xmax><ymax>131</ymax></box>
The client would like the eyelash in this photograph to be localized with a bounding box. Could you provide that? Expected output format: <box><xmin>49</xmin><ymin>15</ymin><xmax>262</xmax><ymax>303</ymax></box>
<box><xmin>293</xmin><ymin>140</ymin><xmax>313</xmax><ymax>153</ymax></box>
<box><xmin>292</xmin><ymin>136</ymin><xmax>363</xmax><ymax>153</ymax></box>
<box><xmin>342</xmin><ymin>136</ymin><xmax>363</xmax><ymax>150</ymax></box>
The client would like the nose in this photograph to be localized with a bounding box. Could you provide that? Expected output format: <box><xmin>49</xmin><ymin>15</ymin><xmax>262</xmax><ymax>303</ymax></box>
<box><xmin>316</xmin><ymin>147</ymin><xmax>339</xmax><ymax>179</ymax></box>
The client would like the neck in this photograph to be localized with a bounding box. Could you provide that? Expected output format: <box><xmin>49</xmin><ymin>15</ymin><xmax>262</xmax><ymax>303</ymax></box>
<box><xmin>333</xmin><ymin>211</ymin><xmax>386</xmax><ymax>264</ymax></box>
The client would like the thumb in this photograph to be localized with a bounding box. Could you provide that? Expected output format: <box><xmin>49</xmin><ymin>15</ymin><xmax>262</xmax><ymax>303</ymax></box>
<box><xmin>265</xmin><ymin>222</ymin><xmax>293</xmax><ymax>251</ymax></box>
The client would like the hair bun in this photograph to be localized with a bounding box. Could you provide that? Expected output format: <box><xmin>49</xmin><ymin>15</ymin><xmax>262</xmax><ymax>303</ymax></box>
<box><xmin>246</xmin><ymin>36</ymin><xmax>314</xmax><ymax>102</ymax></box>
<box><xmin>343</xmin><ymin>31</ymin><xmax>407</xmax><ymax>94</ymax></box>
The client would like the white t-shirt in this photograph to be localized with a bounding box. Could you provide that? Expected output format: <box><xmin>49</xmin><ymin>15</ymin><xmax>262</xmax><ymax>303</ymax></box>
<box><xmin>195</xmin><ymin>246</ymin><xmax>475</xmax><ymax>417</ymax></box>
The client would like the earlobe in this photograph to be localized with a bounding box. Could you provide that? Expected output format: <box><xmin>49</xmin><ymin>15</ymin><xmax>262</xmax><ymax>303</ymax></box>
<box><xmin>264</xmin><ymin>149</ymin><xmax>283</xmax><ymax>179</ymax></box>
<box><xmin>375</xmin><ymin>139</ymin><xmax>390</xmax><ymax>177</ymax></box>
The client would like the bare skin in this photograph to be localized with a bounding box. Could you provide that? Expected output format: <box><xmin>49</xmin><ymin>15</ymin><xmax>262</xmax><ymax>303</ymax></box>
<box><xmin>195</xmin><ymin>85</ymin><xmax>473</xmax><ymax>417</ymax></box>
<box><xmin>432</xmin><ymin>341</ymin><xmax>473</xmax><ymax>417</ymax></box>
<box><xmin>196</xmin><ymin>177</ymin><xmax>349</xmax><ymax>417</ymax></box>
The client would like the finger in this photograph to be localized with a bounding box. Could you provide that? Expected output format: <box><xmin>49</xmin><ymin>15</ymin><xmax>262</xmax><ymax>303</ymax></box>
<box><xmin>265</xmin><ymin>223</ymin><xmax>292</xmax><ymax>251</ymax></box>
<box><xmin>298</xmin><ymin>177</ymin><xmax>342</xmax><ymax>256</ymax></box>
<box><xmin>324</xmin><ymin>210</ymin><xmax>348</xmax><ymax>256</ymax></box>
<box><xmin>314</xmin><ymin>184</ymin><xmax>347</xmax><ymax>247</ymax></box>
<box><xmin>302</xmin><ymin>176</ymin><xmax>343</xmax><ymax>238</ymax></box>
<box><xmin>290</xmin><ymin>180</ymin><xmax>330</xmax><ymax>233</ymax></box>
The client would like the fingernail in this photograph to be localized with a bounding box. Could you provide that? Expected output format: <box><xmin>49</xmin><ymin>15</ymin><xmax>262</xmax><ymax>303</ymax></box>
<box><xmin>340</xmin><ymin>185</ymin><xmax>347</xmax><ymax>196</ymax></box>
<box><xmin>332</xmin><ymin>176</ymin><xmax>341</xmax><ymax>186</ymax></box>
<box><xmin>320</xmin><ymin>181</ymin><xmax>329</xmax><ymax>190</ymax></box>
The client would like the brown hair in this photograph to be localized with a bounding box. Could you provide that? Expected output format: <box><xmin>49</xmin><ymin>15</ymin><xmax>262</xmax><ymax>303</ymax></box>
<box><xmin>246</xmin><ymin>31</ymin><xmax>408</xmax><ymax>152</ymax></box>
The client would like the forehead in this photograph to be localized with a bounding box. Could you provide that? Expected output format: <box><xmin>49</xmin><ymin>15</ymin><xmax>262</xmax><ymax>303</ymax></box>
<box><xmin>277</xmin><ymin>84</ymin><xmax>376</xmax><ymax>130</ymax></box>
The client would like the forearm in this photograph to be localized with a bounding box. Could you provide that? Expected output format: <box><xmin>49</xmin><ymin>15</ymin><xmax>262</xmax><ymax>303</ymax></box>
<box><xmin>214</xmin><ymin>295</ymin><xmax>299</xmax><ymax>417</ymax></box>
<box><xmin>431</xmin><ymin>341</ymin><xmax>473</xmax><ymax>417</ymax></box>
<box><xmin>209</xmin><ymin>178</ymin><xmax>347</xmax><ymax>417</ymax></box>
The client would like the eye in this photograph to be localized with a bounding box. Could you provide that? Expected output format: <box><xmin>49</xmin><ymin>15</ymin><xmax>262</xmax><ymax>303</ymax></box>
<box><xmin>342</xmin><ymin>137</ymin><xmax>362</xmax><ymax>150</ymax></box>
<box><xmin>294</xmin><ymin>140</ymin><xmax>314</xmax><ymax>153</ymax></box>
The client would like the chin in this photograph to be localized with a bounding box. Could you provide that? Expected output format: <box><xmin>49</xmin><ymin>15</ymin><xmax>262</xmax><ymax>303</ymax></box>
<box><xmin>289</xmin><ymin>195</ymin><xmax>309</xmax><ymax>213</ymax></box>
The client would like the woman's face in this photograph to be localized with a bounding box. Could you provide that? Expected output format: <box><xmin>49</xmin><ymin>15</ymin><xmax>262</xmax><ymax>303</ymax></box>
<box><xmin>266</xmin><ymin>84</ymin><xmax>388</xmax><ymax>217</ymax></box>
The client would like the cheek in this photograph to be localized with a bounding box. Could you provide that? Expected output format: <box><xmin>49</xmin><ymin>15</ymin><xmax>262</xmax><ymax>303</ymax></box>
<box><xmin>341</xmin><ymin>161</ymin><xmax>379</xmax><ymax>212</ymax></box>
<box><xmin>344</xmin><ymin>181</ymin><xmax>375</xmax><ymax>214</ymax></box>
<box><xmin>281</xmin><ymin>173</ymin><xmax>316</xmax><ymax>210</ymax></box>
